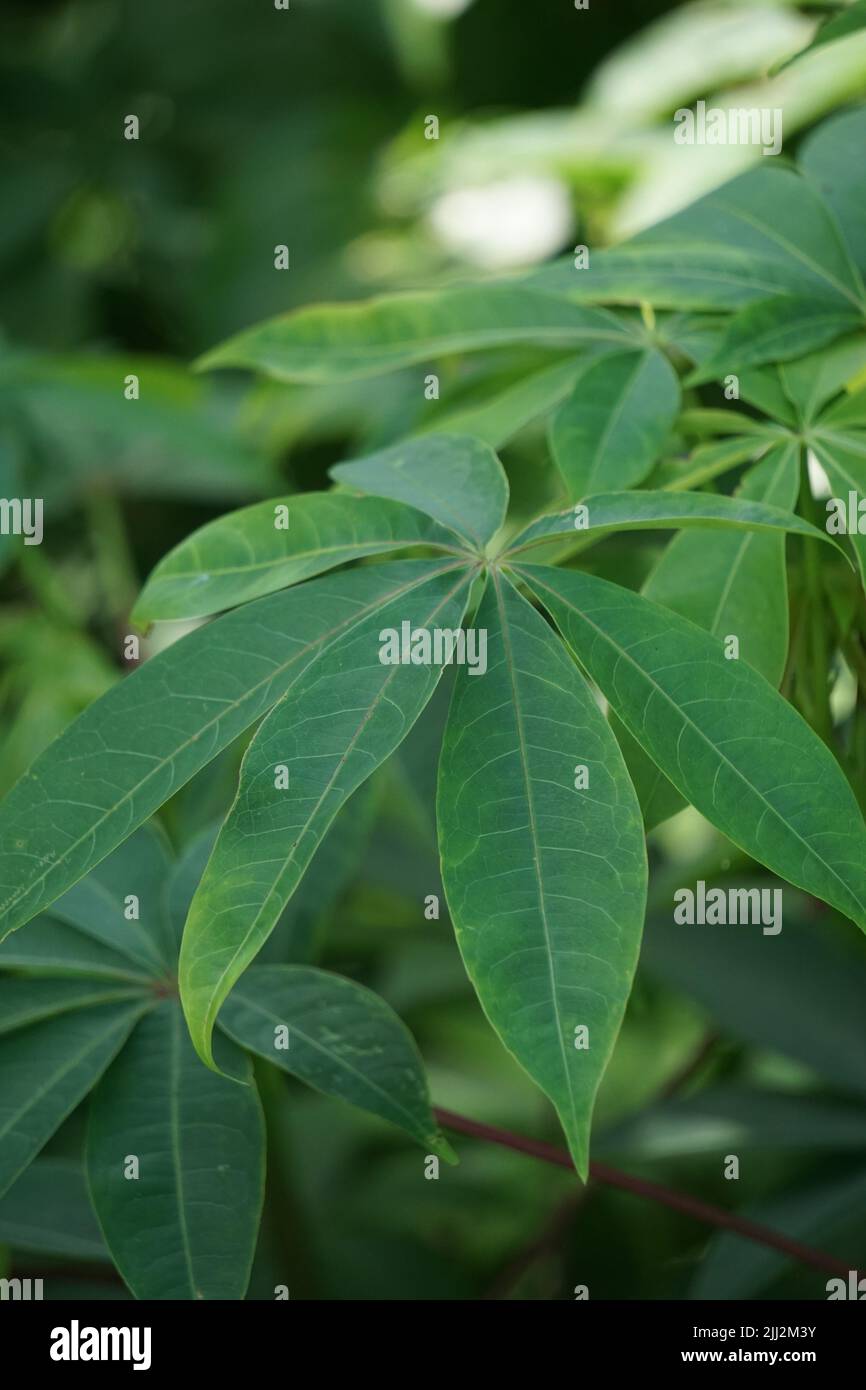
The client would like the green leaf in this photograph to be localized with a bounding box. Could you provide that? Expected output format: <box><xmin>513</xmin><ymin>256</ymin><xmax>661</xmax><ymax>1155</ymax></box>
<box><xmin>0</xmin><ymin>1000</ymin><xmax>146</xmax><ymax>1198</ymax></box>
<box><xmin>180</xmin><ymin>561</ymin><xmax>473</xmax><ymax>1069</ymax></box>
<box><xmin>0</xmin><ymin>977</ymin><xmax>146</xmax><ymax>1036</ymax></box>
<box><xmin>437</xmin><ymin>573</ymin><xmax>647</xmax><ymax>1178</ymax></box>
<box><xmin>549</xmin><ymin>348</ymin><xmax>680</xmax><ymax>500</ymax></box>
<box><xmin>692</xmin><ymin>1168</ymin><xmax>866</xmax><ymax>1299</ymax></box>
<box><xmin>526</xmin><ymin>164</ymin><xmax>866</xmax><ymax>311</ymax></box>
<box><xmin>198</xmin><ymin>286</ymin><xmax>631</xmax><ymax>383</ymax></box>
<box><xmin>801</xmin><ymin>107</ymin><xmax>866</xmax><ymax>278</ymax></box>
<box><xmin>6</xmin><ymin>354</ymin><xmax>275</xmax><ymax>503</ymax></box>
<box><xmin>415</xmin><ymin>356</ymin><xmax>585</xmax><ymax>449</ymax></box>
<box><xmin>0</xmin><ymin>1158</ymin><xmax>108</xmax><ymax>1261</ymax></box>
<box><xmin>505</xmin><ymin>477</ymin><xmax>830</xmax><ymax>560</ymax></box>
<box><xmin>643</xmin><ymin>446</ymin><xmax>801</xmax><ymax>684</ymax></box>
<box><xmin>688</xmin><ymin>296</ymin><xmax>864</xmax><ymax>385</ymax></box>
<box><xmin>219</xmin><ymin>964</ymin><xmax>451</xmax><ymax>1157</ymax></box>
<box><xmin>0</xmin><ymin>918</ymin><xmax>156</xmax><ymax>984</ymax></box>
<box><xmin>86</xmin><ymin>1000</ymin><xmax>264</xmax><ymax>1300</ymax></box>
<box><xmin>133</xmin><ymin>491</ymin><xmax>467</xmax><ymax>623</ymax></box>
<box><xmin>47</xmin><ymin>824</ymin><xmax>174</xmax><ymax>974</ymax></box>
<box><xmin>811</xmin><ymin>428</ymin><xmax>866</xmax><ymax>590</ymax></box>
<box><xmin>624</xmin><ymin>447</ymin><xmax>801</xmax><ymax>828</ymax></box>
<box><xmin>0</xmin><ymin>558</ymin><xmax>465</xmax><ymax>940</ymax></box>
<box><xmin>331</xmin><ymin>434</ymin><xmax>508</xmax><ymax>552</ymax></box>
<box><xmin>778</xmin><ymin>333</ymin><xmax>866</xmax><ymax>423</ymax></box>
<box><xmin>643</xmin><ymin>895</ymin><xmax>866</xmax><ymax>1098</ymax></box>
<box><xmin>517</xmin><ymin>565</ymin><xmax>866</xmax><ymax>933</ymax></box>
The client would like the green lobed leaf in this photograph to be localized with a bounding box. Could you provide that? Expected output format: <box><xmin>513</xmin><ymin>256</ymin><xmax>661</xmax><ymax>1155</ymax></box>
<box><xmin>811</xmin><ymin>428</ymin><xmax>866</xmax><ymax>591</ymax></box>
<box><xmin>549</xmin><ymin>348</ymin><xmax>680</xmax><ymax>500</ymax></box>
<box><xmin>0</xmin><ymin>1158</ymin><xmax>108</xmax><ymax>1261</ymax></box>
<box><xmin>198</xmin><ymin>285</ymin><xmax>632</xmax><ymax>383</ymax></box>
<box><xmin>0</xmin><ymin>999</ymin><xmax>146</xmax><ymax>1199</ymax></box>
<box><xmin>437</xmin><ymin>573</ymin><xmax>647</xmax><ymax>1178</ymax></box>
<box><xmin>414</xmin><ymin>355</ymin><xmax>585</xmax><ymax>449</ymax></box>
<box><xmin>133</xmin><ymin>491</ymin><xmax>467</xmax><ymax>623</ymax></box>
<box><xmin>0</xmin><ymin>977</ymin><xmax>147</xmax><ymax>1036</ymax></box>
<box><xmin>517</xmin><ymin>564</ymin><xmax>866</xmax><ymax>933</ymax></box>
<box><xmin>505</xmin><ymin>477</ymin><xmax>831</xmax><ymax>559</ymax></box>
<box><xmin>0</xmin><ymin>918</ymin><xmax>156</xmax><ymax>984</ymax></box>
<box><xmin>0</xmin><ymin>559</ymin><xmax>465</xmax><ymax>941</ymax></box>
<box><xmin>801</xmin><ymin>106</ymin><xmax>866</xmax><ymax>279</ymax></box>
<box><xmin>180</xmin><ymin>561</ymin><xmax>474</xmax><ymax>1069</ymax></box>
<box><xmin>622</xmin><ymin>446</ymin><xmax>801</xmax><ymax>828</ymax></box>
<box><xmin>219</xmin><ymin>964</ymin><xmax>451</xmax><ymax>1157</ymax></box>
<box><xmin>525</xmin><ymin>164</ymin><xmax>866</xmax><ymax>312</ymax></box>
<box><xmin>688</xmin><ymin>296</ymin><xmax>865</xmax><ymax>385</ymax></box>
<box><xmin>330</xmin><ymin>434</ymin><xmax>509</xmax><ymax>551</ymax></box>
<box><xmin>86</xmin><ymin>1000</ymin><xmax>264</xmax><ymax>1300</ymax></box>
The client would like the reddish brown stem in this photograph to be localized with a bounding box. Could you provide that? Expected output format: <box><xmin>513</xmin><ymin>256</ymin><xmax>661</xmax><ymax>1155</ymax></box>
<box><xmin>434</xmin><ymin>1107</ymin><xmax>859</xmax><ymax>1283</ymax></box>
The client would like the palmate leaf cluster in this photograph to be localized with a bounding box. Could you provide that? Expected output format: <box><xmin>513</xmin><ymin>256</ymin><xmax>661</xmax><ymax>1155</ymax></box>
<box><xmin>2</xmin><ymin>105</ymin><xmax>866</xmax><ymax>1297</ymax></box>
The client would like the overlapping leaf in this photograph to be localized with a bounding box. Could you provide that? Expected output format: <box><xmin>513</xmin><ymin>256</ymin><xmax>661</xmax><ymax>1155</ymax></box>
<box><xmin>518</xmin><ymin>565</ymin><xmax>866</xmax><ymax>932</ymax></box>
<box><xmin>0</xmin><ymin>559</ymin><xmax>464</xmax><ymax>940</ymax></box>
<box><xmin>133</xmin><ymin>491</ymin><xmax>467</xmax><ymax>622</ymax></box>
<box><xmin>437</xmin><ymin>573</ymin><xmax>647</xmax><ymax>1178</ymax></box>
<box><xmin>219</xmin><ymin>964</ymin><xmax>451</xmax><ymax>1157</ymax></box>
<box><xmin>180</xmin><ymin>561</ymin><xmax>474</xmax><ymax>1068</ymax></box>
<box><xmin>86</xmin><ymin>1001</ymin><xmax>264</xmax><ymax>1300</ymax></box>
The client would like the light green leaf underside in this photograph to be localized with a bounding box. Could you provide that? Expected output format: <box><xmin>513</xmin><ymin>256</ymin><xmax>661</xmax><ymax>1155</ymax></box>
<box><xmin>0</xmin><ymin>999</ymin><xmax>146</xmax><ymax>1199</ymax></box>
<box><xmin>0</xmin><ymin>559</ymin><xmax>463</xmax><ymax>941</ymax></box>
<box><xmin>518</xmin><ymin>564</ymin><xmax>866</xmax><ymax>933</ymax></box>
<box><xmin>219</xmin><ymin>964</ymin><xmax>451</xmax><ymax>1157</ymax></box>
<box><xmin>331</xmin><ymin>434</ymin><xmax>508</xmax><ymax>551</ymax></box>
<box><xmin>505</xmin><ymin>478</ymin><xmax>829</xmax><ymax>558</ymax></box>
<box><xmin>0</xmin><ymin>977</ymin><xmax>147</xmax><ymax>1036</ymax></box>
<box><xmin>622</xmin><ymin>446</ymin><xmax>801</xmax><ymax>828</ymax></box>
<box><xmin>86</xmin><ymin>1000</ymin><xmax>264</xmax><ymax>1300</ymax></box>
<box><xmin>198</xmin><ymin>285</ymin><xmax>631</xmax><ymax>383</ymax></box>
<box><xmin>180</xmin><ymin>562</ymin><xmax>474</xmax><ymax>1069</ymax></box>
<box><xmin>436</xmin><ymin>573</ymin><xmax>647</xmax><ymax>1178</ymax></box>
<box><xmin>549</xmin><ymin>348</ymin><xmax>680</xmax><ymax>500</ymax></box>
<box><xmin>133</xmin><ymin>491</ymin><xmax>466</xmax><ymax>623</ymax></box>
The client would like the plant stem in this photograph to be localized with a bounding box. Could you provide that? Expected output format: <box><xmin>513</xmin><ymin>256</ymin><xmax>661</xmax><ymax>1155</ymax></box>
<box><xmin>434</xmin><ymin>1107</ymin><xmax>859</xmax><ymax>1282</ymax></box>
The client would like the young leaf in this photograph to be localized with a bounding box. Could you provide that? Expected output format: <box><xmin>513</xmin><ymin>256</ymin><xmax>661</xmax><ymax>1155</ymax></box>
<box><xmin>0</xmin><ymin>999</ymin><xmax>146</xmax><ymax>1198</ymax></box>
<box><xmin>437</xmin><ymin>573</ymin><xmax>647</xmax><ymax>1178</ymax></box>
<box><xmin>219</xmin><ymin>964</ymin><xmax>452</xmax><ymax>1158</ymax></box>
<box><xmin>86</xmin><ymin>1001</ymin><xmax>264</xmax><ymax>1300</ymax></box>
<box><xmin>330</xmin><ymin>434</ymin><xmax>508</xmax><ymax>552</ymax></box>
<box><xmin>549</xmin><ymin>347</ymin><xmax>680</xmax><ymax>499</ymax></box>
<box><xmin>180</xmin><ymin>562</ymin><xmax>474</xmax><ymax>1069</ymax></box>
<box><xmin>133</xmin><ymin>491</ymin><xmax>467</xmax><ymax>623</ymax></box>
<box><xmin>197</xmin><ymin>285</ymin><xmax>632</xmax><ymax>382</ymax></box>
<box><xmin>0</xmin><ymin>559</ymin><xmax>463</xmax><ymax>941</ymax></box>
<box><xmin>505</xmin><ymin>478</ymin><xmax>831</xmax><ymax>559</ymax></box>
<box><xmin>518</xmin><ymin>565</ymin><xmax>866</xmax><ymax>933</ymax></box>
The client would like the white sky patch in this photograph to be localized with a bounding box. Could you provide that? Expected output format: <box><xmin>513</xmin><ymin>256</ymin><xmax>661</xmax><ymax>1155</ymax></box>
<box><xmin>427</xmin><ymin>175</ymin><xmax>573</xmax><ymax>269</ymax></box>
